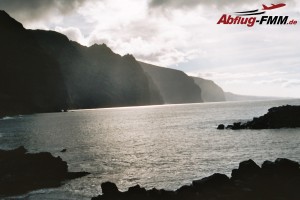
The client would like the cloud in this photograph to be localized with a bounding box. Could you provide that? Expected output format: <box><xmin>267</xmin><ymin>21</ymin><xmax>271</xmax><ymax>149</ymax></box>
<box><xmin>2</xmin><ymin>0</ymin><xmax>299</xmax><ymax>97</ymax></box>
<box><xmin>0</xmin><ymin>0</ymin><xmax>88</xmax><ymax>22</ymax></box>
<box><xmin>256</xmin><ymin>79</ymin><xmax>288</xmax><ymax>85</ymax></box>
<box><xmin>149</xmin><ymin>0</ymin><xmax>295</xmax><ymax>8</ymax></box>
<box><xmin>256</xmin><ymin>78</ymin><xmax>300</xmax><ymax>88</ymax></box>
<box><xmin>75</xmin><ymin>0</ymin><xmax>205</xmax><ymax>66</ymax></box>
<box><xmin>254</xmin><ymin>74</ymin><xmax>300</xmax><ymax>89</ymax></box>
<box><xmin>197</xmin><ymin>71</ymin><xmax>288</xmax><ymax>80</ymax></box>
<box><xmin>256</xmin><ymin>79</ymin><xmax>300</xmax><ymax>88</ymax></box>
<box><xmin>283</xmin><ymin>80</ymin><xmax>300</xmax><ymax>88</ymax></box>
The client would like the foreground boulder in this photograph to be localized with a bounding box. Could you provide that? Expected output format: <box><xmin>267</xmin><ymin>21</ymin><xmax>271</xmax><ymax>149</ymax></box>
<box><xmin>219</xmin><ymin>105</ymin><xmax>300</xmax><ymax>130</ymax></box>
<box><xmin>92</xmin><ymin>158</ymin><xmax>300</xmax><ymax>200</ymax></box>
<box><xmin>0</xmin><ymin>146</ymin><xmax>89</xmax><ymax>196</ymax></box>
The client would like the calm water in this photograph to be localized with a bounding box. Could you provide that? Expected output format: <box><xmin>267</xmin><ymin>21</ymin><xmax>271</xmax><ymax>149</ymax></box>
<box><xmin>1</xmin><ymin>99</ymin><xmax>300</xmax><ymax>199</ymax></box>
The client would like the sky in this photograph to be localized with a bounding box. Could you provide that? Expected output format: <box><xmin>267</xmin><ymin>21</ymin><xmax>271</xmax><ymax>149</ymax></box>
<box><xmin>1</xmin><ymin>0</ymin><xmax>300</xmax><ymax>97</ymax></box>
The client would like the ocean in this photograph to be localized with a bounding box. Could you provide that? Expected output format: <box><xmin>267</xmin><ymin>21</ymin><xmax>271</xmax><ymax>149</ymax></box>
<box><xmin>1</xmin><ymin>99</ymin><xmax>300</xmax><ymax>199</ymax></box>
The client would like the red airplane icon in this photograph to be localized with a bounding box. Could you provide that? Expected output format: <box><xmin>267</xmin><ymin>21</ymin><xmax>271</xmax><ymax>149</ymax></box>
<box><xmin>262</xmin><ymin>3</ymin><xmax>286</xmax><ymax>10</ymax></box>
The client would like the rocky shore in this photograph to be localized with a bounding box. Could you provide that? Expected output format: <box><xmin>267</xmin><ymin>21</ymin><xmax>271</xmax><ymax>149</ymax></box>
<box><xmin>0</xmin><ymin>146</ymin><xmax>89</xmax><ymax>196</ymax></box>
<box><xmin>218</xmin><ymin>105</ymin><xmax>300</xmax><ymax>130</ymax></box>
<box><xmin>1</xmin><ymin>146</ymin><xmax>300</xmax><ymax>199</ymax></box>
<box><xmin>92</xmin><ymin>158</ymin><xmax>300</xmax><ymax>200</ymax></box>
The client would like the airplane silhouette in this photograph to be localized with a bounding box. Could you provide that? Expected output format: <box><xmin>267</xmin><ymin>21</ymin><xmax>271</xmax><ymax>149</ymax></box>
<box><xmin>262</xmin><ymin>3</ymin><xmax>286</xmax><ymax>10</ymax></box>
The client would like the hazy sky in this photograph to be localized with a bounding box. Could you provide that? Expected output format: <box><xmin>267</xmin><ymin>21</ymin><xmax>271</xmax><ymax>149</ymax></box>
<box><xmin>1</xmin><ymin>0</ymin><xmax>300</xmax><ymax>97</ymax></box>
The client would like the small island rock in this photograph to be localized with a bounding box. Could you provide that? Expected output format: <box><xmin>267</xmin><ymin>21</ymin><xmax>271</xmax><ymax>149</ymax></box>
<box><xmin>218</xmin><ymin>105</ymin><xmax>300</xmax><ymax>130</ymax></box>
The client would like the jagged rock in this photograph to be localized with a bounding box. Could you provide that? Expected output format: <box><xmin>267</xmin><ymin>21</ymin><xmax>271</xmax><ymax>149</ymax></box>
<box><xmin>231</xmin><ymin>159</ymin><xmax>261</xmax><ymax>179</ymax></box>
<box><xmin>217</xmin><ymin>124</ymin><xmax>225</xmax><ymax>129</ymax></box>
<box><xmin>92</xmin><ymin>158</ymin><xmax>300</xmax><ymax>200</ymax></box>
<box><xmin>60</xmin><ymin>148</ymin><xmax>67</xmax><ymax>153</ymax></box>
<box><xmin>176</xmin><ymin>185</ymin><xmax>195</xmax><ymax>196</ymax></box>
<box><xmin>219</xmin><ymin>105</ymin><xmax>300</xmax><ymax>130</ymax></box>
<box><xmin>148</xmin><ymin>188</ymin><xmax>161</xmax><ymax>198</ymax></box>
<box><xmin>239</xmin><ymin>159</ymin><xmax>260</xmax><ymax>171</ymax></box>
<box><xmin>192</xmin><ymin>173</ymin><xmax>230</xmax><ymax>190</ymax></box>
<box><xmin>101</xmin><ymin>182</ymin><xmax>120</xmax><ymax>195</ymax></box>
<box><xmin>261</xmin><ymin>160</ymin><xmax>275</xmax><ymax>170</ymax></box>
<box><xmin>127</xmin><ymin>184</ymin><xmax>147</xmax><ymax>195</ymax></box>
<box><xmin>0</xmin><ymin>146</ymin><xmax>89</xmax><ymax>196</ymax></box>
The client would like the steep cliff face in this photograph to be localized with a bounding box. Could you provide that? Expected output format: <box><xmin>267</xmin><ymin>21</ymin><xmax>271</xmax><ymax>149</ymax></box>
<box><xmin>139</xmin><ymin>62</ymin><xmax>203</xmax><ymax>104</ymax></box>
<box><xmin>0</xmin><ymin>11</ymin><xmax>68</xmax><ymax>116</ymax></box>
<box><xmin>191</xmin><ymin>77</ymin><xmax>226</xmax><ymax>102</ymax></box>
<box><xmin>31</xmin><ymin>30</ymin><xmax>163</xmax><ymax>108</ymax></box>
<box><xmin>3</xmin><ymin>10</ymin><xmax>241</xmax><ymax>117</ymax></box>
<box><xmin>73</xmin><ymin>44</ymin><xmax>163</xmax><ymax>107</ymax></box>
<box><xmin>0</xmin><ymin>10</ymin><xmax>163</xmax><ymax>116</ymax></box>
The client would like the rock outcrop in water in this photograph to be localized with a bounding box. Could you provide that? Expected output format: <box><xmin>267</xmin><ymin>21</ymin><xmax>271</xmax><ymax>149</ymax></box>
<box><xmin>220</xmin><ymin>105</ymin><xmax>300</xmax><ymax>130</ymax></box>
<box><xmin>0</xmin><ymin>146</ymin><xmax>89</xmax><ymax>196</ymax></box>
<box><xmin>91</xmin><ymin>158</ymin><xmax>300</xmax><ymax>200</ymax></box>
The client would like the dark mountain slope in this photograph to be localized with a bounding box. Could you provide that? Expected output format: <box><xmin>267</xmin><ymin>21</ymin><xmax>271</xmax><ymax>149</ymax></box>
<box><xmin>0</xmin><ymin>10</ymin><xmax>163</xmax><ymax>117</ymax></box>
<box><xmin>0</xmin><ymin>10</ymin><xmax>68</xmax><ymax>116</ymax></box>
<box><xmin>4</xmin><ymin>10</ymin><xmax>247</xmax><ymax>117</ymax></box>
<box><xmin>31</xmin><ymin>30</ymin><xmax>163</xmax><ymax>108</ymax></box>
<box><xmin>191</xmin><ymin>77</ymin><xmax>225</xmax><ymax>102</ymax></box>
<box><xmin>139</xmin><ymin>62</ymin><xmax>203</xmax><ymax>104</ymax></box>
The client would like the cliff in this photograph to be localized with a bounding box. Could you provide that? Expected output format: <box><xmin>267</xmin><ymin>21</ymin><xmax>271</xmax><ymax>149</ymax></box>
<box><xmin>92</xmin><ymin>158</ymin><xmax>300</xmax><ymax>200</ymax></box>
<box><xmin>139</xmin><ymin>62</ymin><xmax>203</xmax><ymax>104</ymax></box>
<box><xmin>0</xmin><ymin>10</ymin><xmax>69</xmax><ymax>116</ymax></box>
<box><xmin>31</xmin><ymin>30</ymin><xmax>163</xmax><ymax>108</ymax></box>
<box><xmin>2</xmin><ymin>10</ymin><xmax>241</xmax><ymax>116</ymax></box>
<box><xmin>0</xmin><ymin>10</ymin><xmax>163</xmax><ymax>116</ymax></box>
<box><xmin>191</xmin><ymin>77</ymin><xmax>226</xmax><ymax>102</ymax></box>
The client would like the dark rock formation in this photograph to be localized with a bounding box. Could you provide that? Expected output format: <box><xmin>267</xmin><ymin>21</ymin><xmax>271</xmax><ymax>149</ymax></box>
<box><xmin>92</xmin><ymin>158</ymin><xmax>300</xmax><ymax>200</ymax></box>
<box><xmin>221</xmin><ymin>105</ymin><xmax>300</xmax><ymax>130</ymax></box>
<box><xmin>139</xmin><ymin>62</ymin><xmax>203</xmax><ymax>104</ymax></box>
<box><xmin>0</xmin><ymin>10</ymin><xmax>69</xmax><ymax>117</ymax></box>
<box><xmin>60</xmin><ymin>148</ymin><xmax>67</xmax><ymax>153</ymax></box>
<box><xmin>217</xmin><ymin>124</ymin><xmax>225</xmax><ymax>129</ymax></box>
<box><xmin>0</xmin><ymin>10</ymin><xmax>163</xmax><ymax>117</ymax></box>
<box><xmin>192</xmin><ymin>77</ymin><xmax>226</xmax><ymax>102</ymax></box>
<box><xmin>3</xmin><ymin>10</ymin><xmax>244</xmax><ymax>116</ymax></box>
<box><xmin>101</xmin><ymin>182</ymin><xmax>120</xmax><ymax>195</ymax></box>
<box><xmin>31</xmin><ymin>31</ymin><xmax>164</xmax><ymax>108</ymax></box>
<box><xmin>0</xmin><ymin>146</ymin><xmax>89</xmax><ymax>196</ymax></box>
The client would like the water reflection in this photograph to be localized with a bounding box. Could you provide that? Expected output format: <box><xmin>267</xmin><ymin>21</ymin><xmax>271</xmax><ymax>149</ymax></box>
<box><xmin>0</xmin><ymin>99</ymin><xmax>300</xmax><ymax>199</ymax></box>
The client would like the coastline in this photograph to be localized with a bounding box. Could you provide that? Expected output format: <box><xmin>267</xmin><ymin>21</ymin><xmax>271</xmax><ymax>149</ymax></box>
<box><xmin>2</xmin><ymin>98</ymin><xmax>298</xmax><ymax>119</ymax></box>
<box><xmin>1</xmin><ymin>100</ymin><xmax>300</xmax><ymax>199</ymax></box>
<box><xmin>92</xmin><ymin>158</ymin><xmax>300</xmax><ymax>200</ymax></box>
<box><xmin>1</xmin><ymin>147</ymin><xmax>299</xmax><ymax>200</ymax></box>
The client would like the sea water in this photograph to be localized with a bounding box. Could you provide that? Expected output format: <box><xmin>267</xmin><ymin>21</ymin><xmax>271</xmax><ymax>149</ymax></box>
<box><xmin>1</xmin><ymin>99</ymin><xmax>300</xmax><ymax>199</ymax></box>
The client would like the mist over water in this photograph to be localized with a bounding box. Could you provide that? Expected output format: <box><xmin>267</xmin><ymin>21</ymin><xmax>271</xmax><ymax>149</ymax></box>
<box><xmin>1</xmin><ymin>99</ymin><xmax>300</xmax><ymax>199</ymax></box>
